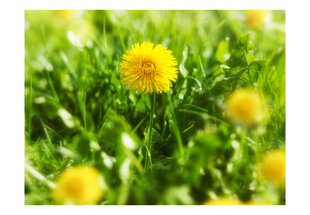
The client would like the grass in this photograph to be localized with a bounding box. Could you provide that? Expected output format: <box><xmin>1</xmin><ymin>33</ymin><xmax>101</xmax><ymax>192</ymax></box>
<box><xmin>25</xmin><ymin>10</ymin><xmax>285</xmax><ymax>205</ymax></box>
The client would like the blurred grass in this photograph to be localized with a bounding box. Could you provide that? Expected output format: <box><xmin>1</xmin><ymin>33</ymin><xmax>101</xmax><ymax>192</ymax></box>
<box><xmin>25</xmin><ymin>10</ymin><xmax>285</xmax><ymax>205</ymax></box>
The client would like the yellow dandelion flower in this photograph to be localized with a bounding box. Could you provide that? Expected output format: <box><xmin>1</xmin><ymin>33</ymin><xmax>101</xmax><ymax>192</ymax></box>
<box><xmin>204</xmin><ymin>197</ymin><xmax>242</xmax><ymax>205</ymax></box>
<box><xmin>260</xmin><ymin>149</ymin><xmax>285</xmax><ymax>186</ymax></box>
<box><xmin>52</xmin><ymin>166</ymin><xmax>103</xmax><ymax>205</ymax></box>
<box><xmin>245</xmin><ymin>10</ymin><xmax>267</xmax><ymax>29</ymax></box>
<box><xmin>55</xmin><ymin>10</ymin><xmax>77</xmax><ymax>20</ymax></box>
<box><xmin>226</xmin><ymin>88</ymin><xmax>265</xmax><ymax>126</ymax></box>
<box><xmin>120</xmin><ymin>42</ymin><xmax>178</xmax><ymax>93</ymax></box>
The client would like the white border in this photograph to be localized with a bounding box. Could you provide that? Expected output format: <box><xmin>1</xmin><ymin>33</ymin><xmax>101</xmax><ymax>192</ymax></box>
<box><xmin>1</xmin><ymin>0</ymin><xmax>310</xmax><ymax>214</ymax></box>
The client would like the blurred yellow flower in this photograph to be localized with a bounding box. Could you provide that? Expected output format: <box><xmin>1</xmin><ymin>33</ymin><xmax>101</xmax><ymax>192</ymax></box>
<box><xmin>55</xmin><ymin>10</ymin><xmax>77</xmax><ymax>20</ymax></box>
<box><xmin>260</xmin><ymin>149</ymin><xmax>285</xmax><ymax>186</ymax></box>
<box><xmin>120</xmin><ymin>42</ymin><xmax>178</xmax><ymax>93</ymax></box>
<box><xmin>245</xmin><ymin>10</ymin><xmax>267</xmax><ymax>29</ymax></box>
<box><xmin>226</xmin><ymin>88</ymin><xmax>265</xmax><ymax>126</ymax></box>
<box><xmin>52</xmin><ymin>166</ymin><xmax>103</xmax><ymax>205</ymax></box>
<box><xmin>204</xmin><ymin>197</ymin><xmax>242</xmax><ymax>205</ymax></box>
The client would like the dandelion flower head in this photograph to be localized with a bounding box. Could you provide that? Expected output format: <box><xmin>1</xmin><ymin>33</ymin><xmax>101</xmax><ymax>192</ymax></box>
<box><xmin>245</xmin><ymin>10</ymin><xmax>267</xmax><ymax>29</ymax></box>
<box><xmin>260</xmin><ymin>149</ymin><xmax>285</xmax><ymax>186</ymax></box>
<box><xmin>204</xmin><ymin>197</ymin><xmax>242</xmax><ymax>205</ymax></box>
<box><xmin>226</xmin><ymin>88</ymin><xmax>265</xmax><ymax>126</ymax></box>
<box><xmin>55</xmin><ymin>10</ymin><xmax>77</xmax><ymax>20</ymax></box>
<box><xmin>52</xmin><ymin>166</ymin><xmax>103</xmax><ymax>205</ymax></box>
<box><xmin>120</xmin><ymin>42</ymin><xmax>178</xmax><ymax>93</ymax></box>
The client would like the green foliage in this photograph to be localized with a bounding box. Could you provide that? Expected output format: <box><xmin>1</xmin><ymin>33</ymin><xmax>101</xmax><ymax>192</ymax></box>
<box><xmin>25</xmin><ymin>10</ymin><xmax>285</xmax><ymax>205</ymax></box>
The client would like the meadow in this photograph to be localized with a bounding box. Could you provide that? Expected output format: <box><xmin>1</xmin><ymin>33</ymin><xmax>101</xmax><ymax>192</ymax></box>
<box><xmin>24</xmin><ymin>10</ymin><xmax>285</xmax><ymax>205</ymax></box>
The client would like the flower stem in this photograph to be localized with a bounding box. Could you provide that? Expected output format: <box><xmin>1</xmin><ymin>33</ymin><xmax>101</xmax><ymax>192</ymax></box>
<box><xmin>149</xmin><ymin>91</ymin><xmax>156</xmax><ymax>169</ymax></box>
<box><xmin>144</xmin><ymin>70</ymin><xmax>156</xmax><ymax>171</ymax></box>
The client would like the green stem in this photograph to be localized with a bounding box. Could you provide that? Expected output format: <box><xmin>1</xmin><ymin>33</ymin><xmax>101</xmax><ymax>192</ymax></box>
<box><xmin>144</xmin><ymin>69</ymin><xmax>156</xmax><ymax>171</ymax></box>
<box><xmin>149</xmin><ymin>90</ymin><xmax>156</xmax><ymax>151</ymax></box>
<box><xmin>145</xmin><ymin>91</ymin><xmax>155</xmax><ymax>171</ymax></box>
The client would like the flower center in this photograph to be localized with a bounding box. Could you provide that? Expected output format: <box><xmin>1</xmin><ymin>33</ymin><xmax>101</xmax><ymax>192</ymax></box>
<box><xmin>142</xmin><ymin>62</ymin><xmax>155</xmax><ymax>75</ymax></box>
<box><xmin>65</xmin><ymin>178</ymin><xmax>84</xmax><ymax>197</ymax></box>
